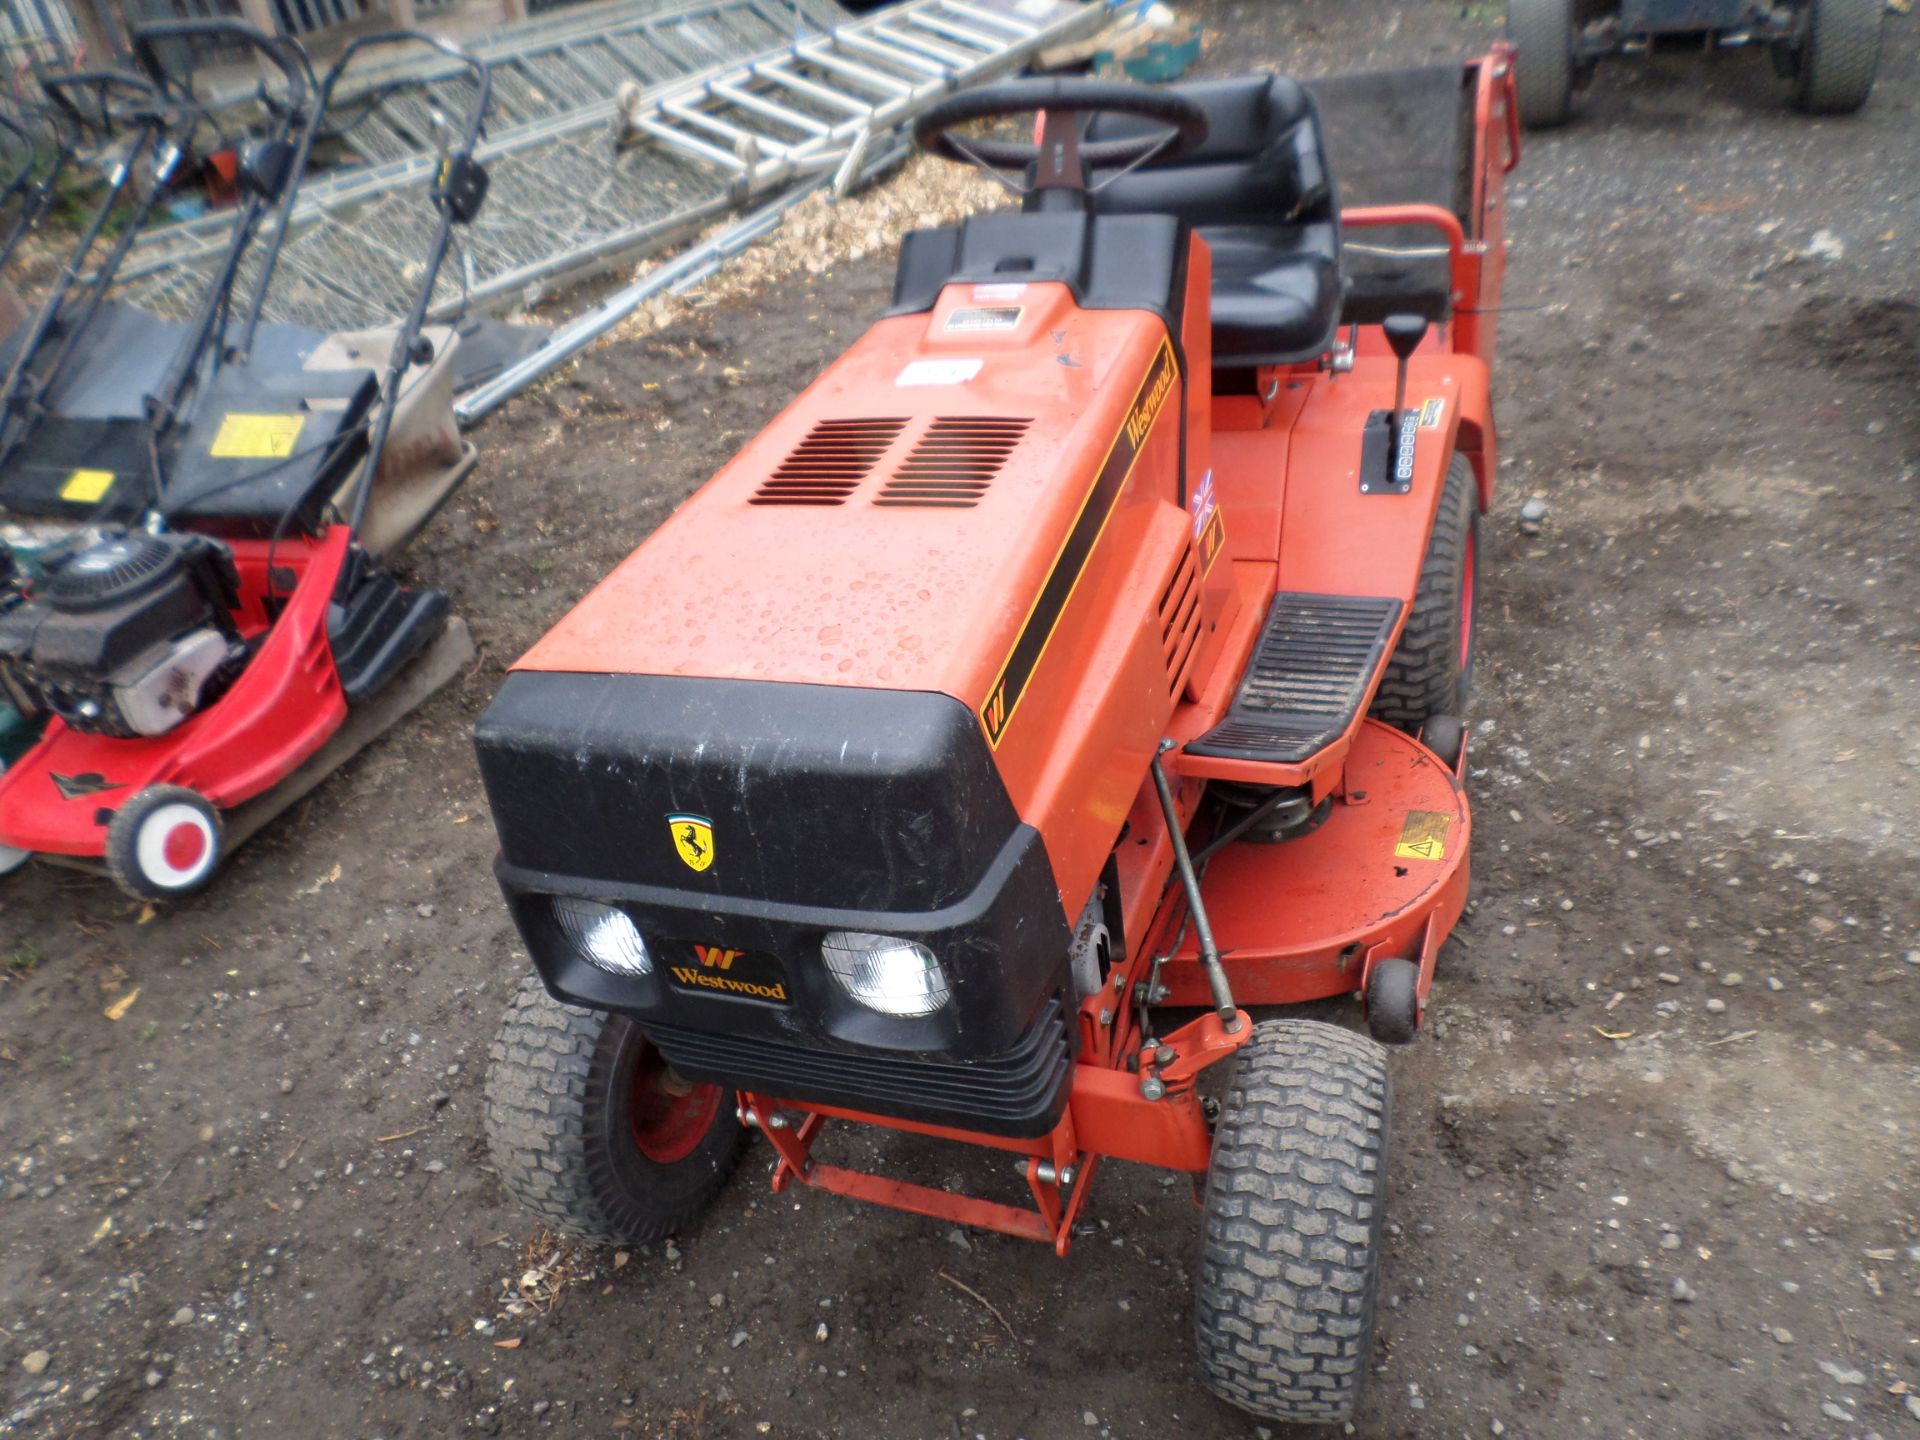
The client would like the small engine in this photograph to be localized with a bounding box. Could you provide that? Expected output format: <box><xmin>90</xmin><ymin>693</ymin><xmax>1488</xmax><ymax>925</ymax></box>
<box><xmin>0</xmin><ymin>530</ymin><xmax>246</xmax><ymax>739</ymax></box>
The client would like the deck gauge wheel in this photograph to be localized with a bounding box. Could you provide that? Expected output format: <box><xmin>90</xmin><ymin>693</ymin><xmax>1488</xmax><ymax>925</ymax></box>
<box><xmin>1364</xmin><ymin>958</ymin><xmax>1423</xmax><ymax>1045</ymax></box>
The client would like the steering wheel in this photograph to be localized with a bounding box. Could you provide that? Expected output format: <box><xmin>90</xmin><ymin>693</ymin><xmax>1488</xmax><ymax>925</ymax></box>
<box><xmin>914</xmin><ymin>76</ymin><xmax>1208</xmax><ymax>198</ymax></box>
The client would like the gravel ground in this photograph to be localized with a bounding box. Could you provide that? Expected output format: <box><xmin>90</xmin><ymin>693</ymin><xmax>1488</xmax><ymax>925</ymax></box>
<box><xmin>2</xmin><ymin>2</ymin><xmax>1917</xmax><ymax>1437</ymax></box>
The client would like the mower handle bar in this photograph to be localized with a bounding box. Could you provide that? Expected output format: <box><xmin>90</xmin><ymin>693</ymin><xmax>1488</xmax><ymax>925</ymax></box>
<box><xmin>318</xmin><ymin>30</ymin><xmax>491</xmax><ymax>155</ymax></box>
<box><xmin>321</xmin><ymin>33</ymin><xmax>491</xmax><ymax>541</ymax></box>
<box><xmin>0</xmin><ymin>110</ymin><xmax>37</xmax><ymax>196</ymax></box>
<box><xmin>134</xmin><ymin>22</ymin><xmax>324</xmax><ymax>462</ymax></box>
<box><xmin>35</xmin><ymin>67</ymin><xmax>176</xmax><ymax>137</ymax></box>
<box><xmin>130</xmin><ymin>20</ymin><xmax>315</xmax><ymax>112</ymax></box>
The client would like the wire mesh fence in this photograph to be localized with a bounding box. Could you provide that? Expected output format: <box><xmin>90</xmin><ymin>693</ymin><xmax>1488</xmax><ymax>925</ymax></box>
<box><xmin>108</xmin><ymin>0</ymin><xmax>1099</xmax><ymax>337</ymax></box>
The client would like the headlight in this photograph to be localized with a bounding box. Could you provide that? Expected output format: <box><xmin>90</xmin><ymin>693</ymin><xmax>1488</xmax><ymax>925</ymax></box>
<box><xmin>552</xmin><ymin>896</ymin><xmax>652</xmax><ymax>977</ymax></box>
<box><xmin>820</xmin><ymin>930</ymin><xmax>950</xmax><ymax>1016</ymax></box>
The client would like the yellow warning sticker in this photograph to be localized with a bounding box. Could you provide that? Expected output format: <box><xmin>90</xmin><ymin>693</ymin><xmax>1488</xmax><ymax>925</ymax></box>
<box><xmin>60</xmin><ymin>469</ymin><xmax>115</xmax><ymax>502</ymax></box>
<box><xmin>1395</xmin><ymin>810</ymin><xmax>1453</xmax><ymax>862</ymax></box>
<box><xmin>210</xmin><ymin>413</ymin><xmax>305</xmax><ymax>459</ymax></box>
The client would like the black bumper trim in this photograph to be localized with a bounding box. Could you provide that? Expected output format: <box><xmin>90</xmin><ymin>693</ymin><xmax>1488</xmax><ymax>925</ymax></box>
<box><xmin>645</xmin><ymin>997</ymin><xmax>1075</xmax><ymax>1139</ymax></box>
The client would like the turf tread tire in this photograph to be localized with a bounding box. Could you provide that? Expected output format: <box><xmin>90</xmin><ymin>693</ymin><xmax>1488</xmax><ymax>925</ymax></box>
<box><xmin>1370</xmin><ymin>455</ymin><xmax>1476</xmax><ymax>730</ymax></box>
<box><xmin>1794</xmin><ymin>0</ymin><xmax>1882</xmax><ymax>114</ymax></box>
<box><xmin>483</xmin><ymin>973</ymin><xmax>743</xmax><ymax>1246</ymax></box>
<box><xmin>1509</xmin><ymin>0</ymin><xmax>1575</xmax><ymax>127</ymax></box>
<box><xmin>1194</xmin><ymin>1020</ymin><xmax>1391</xmax><ymax>1425</ymax></box>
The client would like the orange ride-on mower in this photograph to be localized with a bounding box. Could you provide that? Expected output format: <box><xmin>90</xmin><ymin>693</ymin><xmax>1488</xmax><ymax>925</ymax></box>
<box><xmin>479</xmin><ymin>51</ymin><xmax>1519</xmax><ymax>1425</ymax></box>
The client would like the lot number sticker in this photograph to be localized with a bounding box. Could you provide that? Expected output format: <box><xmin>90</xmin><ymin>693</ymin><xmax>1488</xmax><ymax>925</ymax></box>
<box><xmin>895</xmin><ymin>359</ymin><xmax>982</xmax><ymax>388</ymax></box>
<box><xmin>60</xmin><ymin>469</ymin><xmax>115</xmax><ymax>502</ymax></box>
<box><xmin>211</xmin><ymin>413</ymin><xmax>306</xmax><ymax>459</ymax></box>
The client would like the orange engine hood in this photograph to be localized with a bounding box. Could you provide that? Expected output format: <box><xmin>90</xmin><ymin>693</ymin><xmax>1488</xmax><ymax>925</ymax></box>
<box><xmin>514</xmin><ymin>280</ymin><xmax>1177</xmax><ymax>716</ymax></box>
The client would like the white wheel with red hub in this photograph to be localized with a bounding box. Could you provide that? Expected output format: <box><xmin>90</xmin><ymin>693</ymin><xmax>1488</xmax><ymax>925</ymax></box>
<box><xmin>106</xmin><ymin>786</ymin><xmax>224</xmax><ymax>902</ymax></box>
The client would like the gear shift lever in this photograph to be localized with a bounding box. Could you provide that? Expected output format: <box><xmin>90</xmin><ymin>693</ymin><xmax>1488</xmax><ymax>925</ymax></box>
<box><xmin>1383</xmin><ymin>313</ymin><xmax>1428</xmax><ymax>430</ymax></box>
<box><xmin>1360</xmin><ymin>314</ymin><xmax>1433</xmax><ymax>496</ymax></box>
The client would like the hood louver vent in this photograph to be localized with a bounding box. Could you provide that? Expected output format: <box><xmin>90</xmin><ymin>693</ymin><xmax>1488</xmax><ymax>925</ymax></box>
<box><xmin>1158</xmin><ymin>545</ymin><xmax>1202</xmax><ymax>694</ymax></box>
<box><xmin>876</xmin><ymin>416</ymin><xmax>1031</xmax><ymax>509</ymax></box>
<box><xmin>751</xmin><ymin>418</ymin><xmax>906</xmax><ymax>505</ymax></box>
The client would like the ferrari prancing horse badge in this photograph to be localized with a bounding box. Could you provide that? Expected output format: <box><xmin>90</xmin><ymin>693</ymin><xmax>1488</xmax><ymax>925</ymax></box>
<box><xmin>668</xmin><ymin>813</ymin><xmax>714</xmax><ymax>872</ymax></box>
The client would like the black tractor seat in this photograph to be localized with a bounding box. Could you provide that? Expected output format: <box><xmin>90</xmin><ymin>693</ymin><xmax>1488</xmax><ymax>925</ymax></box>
<box><xmin>1089</xmin><ymin>75</ymin><xmax>1342</xmax><ymax>368</ymax></box>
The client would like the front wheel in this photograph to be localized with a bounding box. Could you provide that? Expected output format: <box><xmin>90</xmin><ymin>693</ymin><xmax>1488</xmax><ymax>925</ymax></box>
<box><xmin>1794</xmin><ymin>0</ymin><xmax>1883</xmax><ymax>114</ymax></box>
<box><xmin>483</xmin><ymin>972</ymin><xmax>745</xmax><ymax>1246</ymax></box>
<box><xmin>1194</xmin><ymin>1020</ymin><xmax>1391</xmax><ymax>1425</ymax></box>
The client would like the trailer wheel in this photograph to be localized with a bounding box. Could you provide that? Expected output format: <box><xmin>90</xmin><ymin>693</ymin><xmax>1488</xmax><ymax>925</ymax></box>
<box><xmin>1371</xmin><ymin>455</ymin><xmax>1477</xmax><ymax>731</ymax></box>
<box><xmin>1194</xmin><ymin>1020</ymin><xmax>1391</xmax><ymax>1425</ymax></box>
<box><xmin>1508</xmin><ymin>0</ymin><xmax>1575</xmax><ymax>127</ymax></box>
<box><xmin>484</xmin><ymin>972</ymin><xmax>745</xmax><ymax>1246</ymax></box>
<box><xmin>105</xmin><ymin>786</ymin><xmax>223</xmax><ymax>901</ymax></box>
<box><xmin>1794</xmin><ymin>0</ymin><xmax>1882</xmax><ymax>114</ymax></box>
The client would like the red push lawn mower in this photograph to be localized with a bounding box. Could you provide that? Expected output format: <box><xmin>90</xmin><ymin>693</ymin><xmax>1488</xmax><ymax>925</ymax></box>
<box><xmin>478</xmin><ymin>50</ymin><xmax>1519</xmax><ymax>1425</ymax></box>
<box><xmin>0</xmin><ymin>23</ymin><xmax>492</xmax><ymax>899</ymax></box>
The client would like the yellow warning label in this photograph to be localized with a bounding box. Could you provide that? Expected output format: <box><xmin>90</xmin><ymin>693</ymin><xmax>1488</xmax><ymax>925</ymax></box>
<box><xmin>60</xmin><ymin>469</ymin><xmax>114</xmax><ymax>502</ymax></box>
<box><xmin>210</xmin><ymin>413</ymin><xmax>305</xmax><ymax>459</ymax></box>
<box><xmin>1395</xmin><ymin>810</ymin><xmax>1452</xmax><ymax>862</ymax></box>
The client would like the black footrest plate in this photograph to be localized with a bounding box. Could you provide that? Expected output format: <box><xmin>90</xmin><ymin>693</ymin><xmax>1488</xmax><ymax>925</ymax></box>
<box><xmin>1186</xmin><ymin>592</ymin><xmax>1403</xmax><ymax>765</ymax></box>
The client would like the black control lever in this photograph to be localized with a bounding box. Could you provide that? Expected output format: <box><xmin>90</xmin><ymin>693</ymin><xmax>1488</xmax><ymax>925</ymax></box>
<box><xmin>1383</xmin><ymin>312</ymin><xmax>1428</xmax><ymax>430</ymax></box>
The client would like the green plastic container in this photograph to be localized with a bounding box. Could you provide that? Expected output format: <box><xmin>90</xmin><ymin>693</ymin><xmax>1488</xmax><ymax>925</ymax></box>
<box><xmin>1097</xmin><ymin>22</ymin><xmax>1203</xmax><ymax>85</ymax></box>
<box><xmin>0</xmin><ymin>534</ymin><xmax>52</xmax><ymax>765</ymax></box>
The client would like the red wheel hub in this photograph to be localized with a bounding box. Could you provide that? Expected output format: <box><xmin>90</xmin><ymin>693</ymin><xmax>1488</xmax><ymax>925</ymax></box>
<box><xmin>163</xmin><ymin>822</ymin><xmax>208</xmax><ymax>872</ymax></box>
<box><xmin>629</xmin><ymin>1043</ymin><xmax>721</xmax><ymax>1164</ymax></box>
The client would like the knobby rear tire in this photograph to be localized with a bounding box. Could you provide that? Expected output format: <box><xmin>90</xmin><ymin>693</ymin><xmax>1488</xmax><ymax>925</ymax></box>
<box><xmin>1370</xmin><ymin>454</ymin><xmax>1477</xmax><ymax>730</ymax></box>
